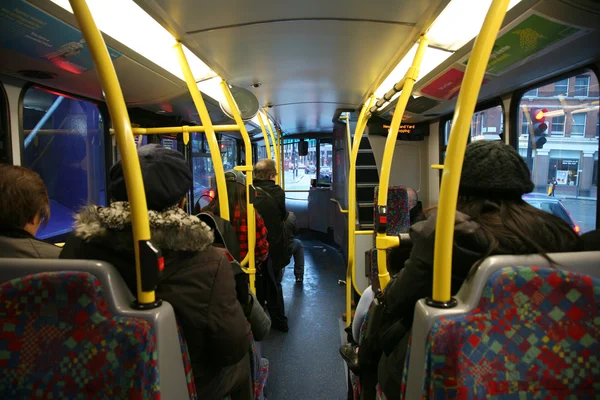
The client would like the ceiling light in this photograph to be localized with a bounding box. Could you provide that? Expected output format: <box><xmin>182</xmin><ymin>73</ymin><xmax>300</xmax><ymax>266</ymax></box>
<box><xmin>374</xmin><ymin>44</ymin><xmax>453</xmax><ymax>99</ymax></box>
<box><xmin>196</xmin><ymin>77</ymin><xmax>226</xmax><ymax>103</ymax></box>
<box><xmin>50</xmin><ymin>0</ymin><xmax>217</xmax><ymax>82</ymax></box>
<box><xmin>427</xmin><ymin>0</ymin><xmax>523</xmax><ymax>51</ymax></box>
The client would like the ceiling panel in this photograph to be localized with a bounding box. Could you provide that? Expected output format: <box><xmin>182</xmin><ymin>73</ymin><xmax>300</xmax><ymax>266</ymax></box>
<box><xmin>148</xmin><ymin>0</ymin><xmax>431</xmax><ymax>33</ymax></box>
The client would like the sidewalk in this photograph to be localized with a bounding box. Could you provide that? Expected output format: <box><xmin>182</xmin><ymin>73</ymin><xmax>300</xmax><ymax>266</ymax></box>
<box><xmin>556</xmin><ymin>195</ymin><xmax>597</xmax><ymax>201</ymax></box>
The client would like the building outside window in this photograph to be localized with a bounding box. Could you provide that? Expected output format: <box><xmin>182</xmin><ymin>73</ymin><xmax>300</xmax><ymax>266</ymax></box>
<box><xmin>523</xmin><ymin>88</ymin><xmax>538</xmax><ymax>97</ymax></box>
<box><xmin>570</xmin><ymin>113</ymin><xmax>586</xmax><ymax>137</ymax></box>
<box><xmin>574</xmin><ymin>75</ymin><xmax>590</xmax><ymax>97</ymax></box>
<box><xmin>554</xmin><ymin>79</ymin><xmax>569</xmax><ymax>96</ymax></box>
<box><xmin>550</xmin><ymin>115</ymin><xmax>565</xmax><ymax>136</ymax></box>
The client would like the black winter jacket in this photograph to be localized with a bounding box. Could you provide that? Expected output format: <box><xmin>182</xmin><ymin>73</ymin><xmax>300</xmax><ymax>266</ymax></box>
<box><xmin>59</xmin><ymin>202</ymin><xmax>251</xmax><ymax>399</ymax></box>
<box><xmin>253</xmin><ymin>179</ymin><xmax>289</xmax><ymax>270</ymax></box>
<box><xmin>0</xmin><ymin>226</ymin><xmax>61</xmax><ymax>259</ymax></box>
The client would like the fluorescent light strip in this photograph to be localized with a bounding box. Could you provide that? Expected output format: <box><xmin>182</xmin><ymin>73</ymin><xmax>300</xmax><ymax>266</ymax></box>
<box><xmin>50</xmin><ymin>0</ymin><xmax>217</xmax><ymax>82</ymax></box>
<box><xmin>374</xmin><ymin>44</ymin><xmax>453</xmax><ymax>99</ymax></box>
<box><xmin>427</xmin><ymin>0</ymin><xmax>523</xmax><ymax>51</ymax></box>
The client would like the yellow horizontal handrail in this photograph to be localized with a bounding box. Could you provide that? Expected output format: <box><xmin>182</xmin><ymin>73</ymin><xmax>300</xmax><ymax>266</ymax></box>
<box><xmin>431</xmin><ymin>164</ymin><xmax>444</xmax><ymax>170</ymax></box>
<box><xmin>69</xmin><ymin>0</ymin><xmax>154</xmax><ymax>305</ymax></box>
<box><xmin>355</xmin><ymin>230</ymin><xmax>374</xmax><ymax>235</ymax></box>
<box><xmin>109</xmin><ymin>125</ymin><xmax>240</xmax><ymax>135</ymax></box>
<box><xmin>432</xmin><ymin>0</ymin><xmax>510</xmax><ymax>304</ymax></box>
<box><xmin>330</xmin><ymin>198</ymin><xmax>348</xmax><ymax>213</ymax></box>
<box><xmin>376</xmin><ymin>37</ymin><xmax>428</xmax><ymax>291</ymax></box>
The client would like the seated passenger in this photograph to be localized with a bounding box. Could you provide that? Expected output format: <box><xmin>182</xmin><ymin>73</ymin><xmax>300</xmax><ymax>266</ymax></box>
<box><xmin>406</xmin><ymin>187</ymin><xmax>426</xmax><ymax>224</ymax></box>
<box><xmin>284</xmin><ymin>211</ymin><xmax>305</xmax><ymax>283</ymax></box>
<box><xmin>579</xmin><ymin>229</ymin><xmax>600</xmax><ymax>251</ymax></box>
<box><xmin>0</xmin><ymin>164</ymin><xmax>61</xmax><ymax>258</ymax></box>
<box><xmin>376</xmin><ymin>141</ymin><xmax>580</xmax><ymax>400</ymax></box>
<box><xmin>60</xmin><ymin>145</ymin><xmax>252</xmax><ymax>399</ymax></box>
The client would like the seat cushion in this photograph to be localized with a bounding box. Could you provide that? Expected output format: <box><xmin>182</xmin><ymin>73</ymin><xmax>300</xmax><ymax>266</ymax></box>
<box><xmin>0</xmin><ymin>271</ymin><xmax>158</xmax><ymax>399</ymax></box>
<box><xmin>424</xmin><ymin>266</ymin><xmax>600</xmax><ymax>398</ymax></box>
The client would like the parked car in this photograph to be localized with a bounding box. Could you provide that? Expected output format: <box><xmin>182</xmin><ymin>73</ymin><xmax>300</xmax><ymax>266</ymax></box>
<box><xmin>319</xmin><ymin>167</ymin><xmax>332</xmax><ymax>184</ymax></box>
<box><xmin>305</xmin><ymin>164</ymin><xmax>316</xmax><ymax>174</ymax></box>
<box><xmin>522</xmin><ymin>193</ymin><xmax>580</xmax><ymax>234</ymax></box>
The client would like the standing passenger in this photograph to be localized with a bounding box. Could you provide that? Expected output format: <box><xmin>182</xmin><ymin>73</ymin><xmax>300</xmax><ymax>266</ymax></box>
<box><xmin>60</xmin><ymin>145</ymin><xmax>252</xmax><ymax>399</ymax></box>
<box><xmin>0</xmin><ymin>164</ymin><xmax>60</xmax><ymax>258</ymax></box>
<box><xmin>285</xmin><ymin>211</ymin><xmax>304</xmax><ymax>283</ymax></box>
<box><xmin>253</xmin><ymin>158</ymin><xmax>289</xmax><ymax>332</ymax></box>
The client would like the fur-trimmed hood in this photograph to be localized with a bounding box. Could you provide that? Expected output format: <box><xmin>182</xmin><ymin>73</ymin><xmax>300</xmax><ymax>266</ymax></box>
<box><xmin>73</xmin><ymin>201</ymin><xmax>214</xmax><ymax>253</ymax></box>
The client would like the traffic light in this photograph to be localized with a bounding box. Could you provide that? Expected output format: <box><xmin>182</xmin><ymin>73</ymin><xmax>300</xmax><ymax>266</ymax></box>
<box><xmin>530</xmin><ymin>108</ymin><xmax>548</xmax><ymax>148</ymax></box>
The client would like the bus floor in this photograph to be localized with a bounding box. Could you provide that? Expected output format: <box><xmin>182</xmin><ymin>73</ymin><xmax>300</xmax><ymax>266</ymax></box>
<box><xmin>262</xmin><ymin>233</ymin><xmax>347</xmax><ymax>399</ymax></box>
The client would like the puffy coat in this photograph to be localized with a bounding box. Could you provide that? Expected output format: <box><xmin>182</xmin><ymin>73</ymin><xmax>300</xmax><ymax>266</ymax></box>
<box><xmin>59</xmin><ymin>202</ymin><xmax>251</xmax><ymax>399</ymax></box>
<box><xmin>0</xmin><ymin>226</ymin><xmax>61</xmax><ymax>259</ymax></box>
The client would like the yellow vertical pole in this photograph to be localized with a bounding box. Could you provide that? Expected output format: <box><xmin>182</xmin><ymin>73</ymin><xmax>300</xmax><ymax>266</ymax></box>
<box><xmin>345</xmin><ymin>95</ymin><xmax>376</xmax><ymax>327</ymax></box>
<box><xmin>69</xmin><ymin>0</ymin><xmax>154</xmax><ymax>304</ymax></box>
<box><xmin>277</xmin><ymin>127</ymin><xmax>284</xmax><ymax>189</ymax></box>
<box><xmin>220</xmin><ymin>81</ymin><xmax>256</xmax><ymax>293</ymax></box>
<box><xmin>174</xmin><ymin>42</ymin><xmax>229</xmax><ymax>221</ymax></box>
<box><xmin>376</xmin><ymin>37</ymin><xmax>429</xmax><ymax>290</ymax></box>
<box><xmin>264</xmin><ymin>113</ymin><xmax>280</xmax><ymax>185</ymax></box>
<box><xmin>432</xmin><ymin>0</ymin><xmax>510</xmax><ymax>303</ymax></box>
<box><xmin>257</xmin><ymin>112</ymin><xmax>273</xmax><ymax>159</ymax></box>
<box><xmin>345</xmin><ymin>113</ymin><xmax>352</xmax><ymax>164</ymax></box>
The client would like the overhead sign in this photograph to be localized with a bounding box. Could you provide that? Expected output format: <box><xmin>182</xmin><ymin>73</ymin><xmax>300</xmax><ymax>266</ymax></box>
<box><xmin>420</xmin><ymin>68</ymin><xmax>490</xmax><ymax>101</ymax></box>
<box><xmin>461</xmin><ymin>11</ymin><xmax>589</xmax><ymax>75</ymax></box>
<box><xmin>0</xmin><ymin>0</ymin><xmax>122</xmax><ymax>74</ymax></box>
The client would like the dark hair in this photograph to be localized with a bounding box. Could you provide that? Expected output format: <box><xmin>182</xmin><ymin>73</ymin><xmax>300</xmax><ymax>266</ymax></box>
<box><xmin>0</xmin><ymin>164</ymin><xmax>50</xmax><ymax>229</ymax></box>
<box><xmin>455</xmin><ymin>196</ymin><xmax>579</xmax><ymax>274</ymax></box>
<box><xmin>202</xmin><ymin>180</ymin><xmax>247</xmax><ymax>231</ymax></box>
<box><xmin>254</xmin><ymin>159</ymin><xmax>277</xmax><ymax>181</ymax></box>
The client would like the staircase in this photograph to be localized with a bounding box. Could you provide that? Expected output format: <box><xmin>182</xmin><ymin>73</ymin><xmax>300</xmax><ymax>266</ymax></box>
<box><xmin>355</xmin><ymin>135</ymin><xmax>378</xmax><ymax>229</ymax></box>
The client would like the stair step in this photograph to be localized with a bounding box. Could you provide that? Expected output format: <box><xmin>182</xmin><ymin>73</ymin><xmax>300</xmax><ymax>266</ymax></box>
<box><xmin>358</xmin><ymin>149</ymin><xmax>372</xmax><ymax>153</ymax></box>
<box><xmin>358</xmin><ymin>202</ymin><xmax>374</xmax><ymax>207</ymax></box>
<box><xmin>356</xmin><ymin>165</ymin><xmax>377</xmax><ymax>170</ymax></box>
<box><xmin>356</xmin><ymin>182</ymin><xmax>378</xmax><ymax>188</ymax></box>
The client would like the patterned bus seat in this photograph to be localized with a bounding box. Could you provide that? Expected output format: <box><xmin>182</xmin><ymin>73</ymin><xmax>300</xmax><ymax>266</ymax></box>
<box><xmin>401</xmin><ymin>252</ymin><xmax>600</xmax><ymax>400</ymax></box>
<box><xmin>423</xmin><ymin>266</ymin><xmax>599</xmax><ymax>398</ymax></box>
<box><xmin>0</xmin><ymin>271</ymin><xmax>158</xmax><ymax>399</ymax></box>
<box><xmin>0</xmin><ymin>259</ymin><xmax>193</xmax><ymax>400</ymax></box>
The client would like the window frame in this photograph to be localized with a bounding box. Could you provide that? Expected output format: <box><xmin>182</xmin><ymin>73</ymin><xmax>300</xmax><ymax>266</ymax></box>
<box><xmin>570</xmin><ymin>113</ymin><xmax>587</xmax><ymax>137</ymax></box>
<box><xmin>574</xmin><ymin>75</ymin><xmax>590</xmax><ymax>97</ymax></box>
<box><xmin>553</xmin><ymin>78</ymin><xmax>569</xmax><ymax>97</ymax></box>
<box><xmin>510</xmin><ymin>64</ymin><xmax>600</xmax><ymax>231</ymax></box>
<box><xmin>550</xmin><ymin>114</ymin><xmax>566</xmax><ymax>137</ymax></box>
<box><xmin>0</xmin><ymin>81</ymin><xmax>10</xmax><ymax>164</ymax></box>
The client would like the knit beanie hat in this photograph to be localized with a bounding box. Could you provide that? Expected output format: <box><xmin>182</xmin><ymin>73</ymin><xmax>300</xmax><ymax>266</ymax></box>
<box><xmin>459</xmin><ymin>140</ymin><xmax>534</xmax><ymax>199</ymax></box>
<box><xmin>109</xmin><ymin>144</ymin><xmax>192</xmax><ymax>211</ymax></box>
<box><xmin>225</xmin><ymin>169</ymin><xmax>246</xmax><ymax>187</ymax></box>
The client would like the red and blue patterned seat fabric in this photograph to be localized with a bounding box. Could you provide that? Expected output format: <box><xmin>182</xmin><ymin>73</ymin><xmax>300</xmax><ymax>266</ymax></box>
<box><xmin>368</xmin><ymin>186</ymin><xmax>410</xmax><ymax>281</ymax></box>
<box><xmin>424</xmin><ymin>266</ymin><xmax>600</xmax><ymax>399</ymax></box>
<box><xmin>249</xmin><ymin>333</ymin><xmax>269</xmax><ymax>400</ymax></box>
<box><xmin>0</xmin><ymin>271</ymin><xmax>158</xmax><ymax>399</ymax></box>
<box><xmin>176</xmin><ymin>319</ymin><xmax>198</xmax><ymax>399</ymax></box>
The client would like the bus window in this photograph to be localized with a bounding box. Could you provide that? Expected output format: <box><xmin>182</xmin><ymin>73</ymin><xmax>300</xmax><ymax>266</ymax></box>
<box><xmin>257</xmin><ymin>145</ymin><xmax>267</xmax><ymax>160</ymax></box>
<box><xmin>517</xmin><ymin>69</ymin><xmax>598</xmax><ymax>234</ymax></box>
<box><xmin>0</xmin><ymin>83</ymin><xmax>9</xmax><ymax>164</ymax></box>
<box><xmin>319</xmin><ymin>139</ymin><xmax>333</xmax><ymax>185</ymax></box>
<box><xmin>283</xmin><ymin>138</ymin><xmax>316</xmax><ymax>200</ymax></box>
<box><xmin>441</xmin><ymin>104</ymin><xmax>504</xmax><ymax>162</ymax></box>
<box><xmin>22</xmin><ymin>86</ymin><xmax>106</xmax><ymax>241</ymax></box>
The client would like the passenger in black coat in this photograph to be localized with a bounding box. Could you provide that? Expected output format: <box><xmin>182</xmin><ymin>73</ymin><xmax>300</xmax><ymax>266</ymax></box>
<box><xmin>253</xmin><ymin>158</ymin><xmax>289</xmax><ymax>332</ymax></box>
<box><xmin>60</xmin><ymin>145</ymin><xmax>252</xmax><ymax>399</ymax></box>
<box><xmin>376</xmin><ymin>141</ymin><xmax>580</xmax><ymax>399</ymax></box>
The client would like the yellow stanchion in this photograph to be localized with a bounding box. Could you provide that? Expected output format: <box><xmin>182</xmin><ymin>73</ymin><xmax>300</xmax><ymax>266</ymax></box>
<box><xmin>376</xmin><ymin>37</ymin><xmax>429</xmax><ymax>291</ymax></box>
<box><xmin>69</xmin><ymin>0</ymin><xmax>155</xmax><ymax>305</ymax></box>
<box><xmin>345</xmin><ymin>95</ymin><xmax>376</xmax><ymax>327</ymax></box>
<box><xmin>220</xmin><ymin>81</ymin><xmax>257</xmax><ymax>293</ymax></box>
<box><xmin>432</xmin><ymin>0</ymin><xmax>510</xmax><ymax>304</ymax></box>
<box><xmin>109</xmin><ymin>125</ymin><xmax>240</xmax><ymax>135</ymax></box>
<box><xmin>174</xmin><ymin>42</ymin><xmax>230</xmax><ymax>221</ymax></box>
<box><xmin>257</xmin><ymin>112</ymin><xmax>273</xmax><ymax>160</ymax></box>
<box><xmin>263</xmin><ymin>112</ymin><xmax>280</xmax><ymax>185</ymax></box>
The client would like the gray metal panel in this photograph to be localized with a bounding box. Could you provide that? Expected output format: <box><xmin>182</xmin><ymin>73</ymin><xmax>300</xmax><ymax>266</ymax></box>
<box><xmin>0</xmin><ymin>259</ymin><xmax>189</xmax><ymax>399</ymax></box>
<box><xmin>404</xmin><ymin>251</ymin><xmax>600</xmax><ymax>399</ymax></box>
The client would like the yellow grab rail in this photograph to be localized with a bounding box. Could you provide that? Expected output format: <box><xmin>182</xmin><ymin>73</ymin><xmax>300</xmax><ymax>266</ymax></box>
<box><xmin>330</xmin><ymin>198</ymin><xmax>348</xmax><ymax>214</ymax></box>
<box><xmin>174</xmin><ymin>42</ymin><xmax>230</xmax><ymax>221</ymax></box>
<box><xmin>344</xmin><ymin>114</ymin><xmax>352</xmax><ymax>163</ymax></box>
<box><xmin>432</xmin><ymin>0</ymin><xmax>510</xmax><ymax>304</ymax></box>
<box><xmin>376</xmin><ymin>37</ymin><xmax>429</xmax><ymax>291</ymax></box>
<box><xmin>109</xmin><ymin>125</ymin><xmax>240</xmax><ymax>135</ymax></box>
<box><xmin>277</xmin><ymin>127</ymin><xmax>284</xmax><ymax>189</ymax></box>
<box><xmin>69</xmin><ymin>0</ymin><xmax>154</xmax><ymax>304</ymax></box>
<box><xmin>345</xmin><ymin>95</ymin><xmax>376</xmax><ymax>327</ymax></box>
<box><xmin>257</xmin><ymin>112</ymin><xmax>273</xmax><ymax>160</ymax></box>
<box><xmin>221</xmin><ymin>81</ymin><xmax>257</xmax><ymax>293</ymax></box>
<box><xmin>264</xmin><ymin>112</ymin><xmax>280</xmax><ymax>185</ymax></box>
